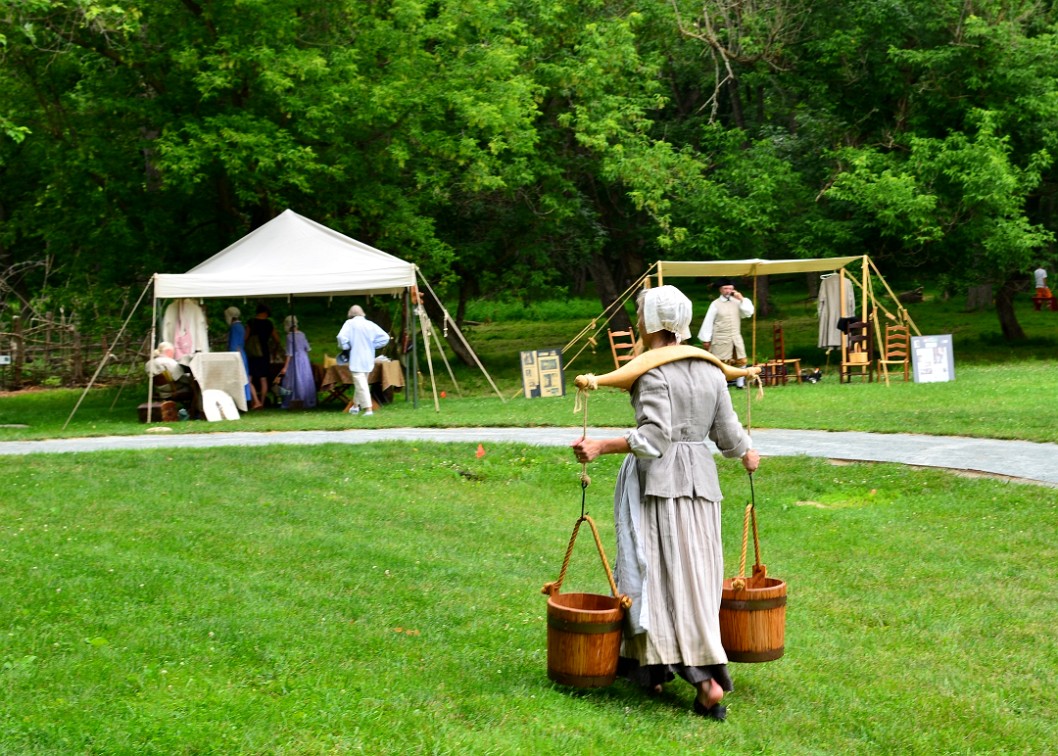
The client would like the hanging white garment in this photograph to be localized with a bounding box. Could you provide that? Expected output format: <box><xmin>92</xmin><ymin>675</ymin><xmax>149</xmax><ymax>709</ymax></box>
<box><xmin>162</xmin><ymin>299</ymin><xmax>210</xmax><ymax>362</ymax></box>
<box><xmin>817</xmin><ymin>275</ymin><xmax>855</xmax><ymax>349</ymax></box>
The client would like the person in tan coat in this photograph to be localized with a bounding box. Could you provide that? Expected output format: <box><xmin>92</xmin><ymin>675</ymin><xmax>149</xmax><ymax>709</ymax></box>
<box><xmin>698</xmin><ymin>279</ymin><xmax>755</xmax><ymax>388</ymax></box>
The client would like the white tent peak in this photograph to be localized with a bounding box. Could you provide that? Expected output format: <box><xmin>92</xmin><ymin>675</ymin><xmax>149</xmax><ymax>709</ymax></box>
<box><xmin>154</xmin><ymin>208</ymin><xmax>416</xmax><ymax>299</ymax></box>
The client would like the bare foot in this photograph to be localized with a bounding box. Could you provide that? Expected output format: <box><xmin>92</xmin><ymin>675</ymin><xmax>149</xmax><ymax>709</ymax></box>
<box><xmin>696</xmin><ymin>678</ymin><xmax>724</xmax><ymax>709</ymax></box>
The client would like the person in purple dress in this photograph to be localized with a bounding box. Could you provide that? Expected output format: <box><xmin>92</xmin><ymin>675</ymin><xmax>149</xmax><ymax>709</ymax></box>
<box><xmin>277</xmin><ymin>315</ymin><xmax>317</xmax><ymax>409</ymax></box>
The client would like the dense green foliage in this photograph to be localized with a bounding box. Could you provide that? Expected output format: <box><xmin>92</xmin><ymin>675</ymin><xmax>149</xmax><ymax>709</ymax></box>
<box><xmin>2</xmin><ymin>0</ymin><xmax>1058</xmax><ymax>336</ymax></box>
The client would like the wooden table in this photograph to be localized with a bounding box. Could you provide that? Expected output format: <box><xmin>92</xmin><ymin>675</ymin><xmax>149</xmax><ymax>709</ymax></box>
<box><xmin>320</xmin><ymin>361</ymin><xmax>405</xmax><ymax>406</ymax></box>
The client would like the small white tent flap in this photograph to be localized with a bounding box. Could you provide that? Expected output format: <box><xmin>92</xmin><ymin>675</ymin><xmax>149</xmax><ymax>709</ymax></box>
<box><xmin>657</xmin><ymin>256</ymin><xmax>864</xmax><ymax>279</ymax></box>
<box><xmin>154</xmin><ymin>209</ymin><xmax>416</xmax><ymax>299</ymax></box>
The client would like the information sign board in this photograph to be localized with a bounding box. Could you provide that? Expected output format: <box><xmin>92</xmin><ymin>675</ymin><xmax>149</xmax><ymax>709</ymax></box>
<box><xmin>520</xmin><ymin>349</ymin><xmax>565</xmax><ymax>398</ymax></box>
<box><xmin>911</xmin><ymin>334</ymin><xmax>955</xmax><ymax>383</ymax></box>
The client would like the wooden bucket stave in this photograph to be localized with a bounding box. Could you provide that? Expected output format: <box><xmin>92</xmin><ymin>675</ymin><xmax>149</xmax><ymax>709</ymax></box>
<box><xmin>546</xmin><ymin>592</ymin><xmax>624</xmax><ymax>688</ymax></box>
<box><xmin>720</xmin><ymin>568</ymin><xmax>786</xmax><ymax>663</ymax></box>
<box><xmin>543</xmin><ymin>514</ymin><xmax>627</xmax><ymax>689</ymax></box>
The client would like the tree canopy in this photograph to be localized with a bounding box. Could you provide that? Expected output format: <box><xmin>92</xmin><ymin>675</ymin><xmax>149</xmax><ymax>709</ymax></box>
<box><xmin>2</xmin><ymin>0</ymin><xmax>1056</xmax><ymax>338</ymax></box>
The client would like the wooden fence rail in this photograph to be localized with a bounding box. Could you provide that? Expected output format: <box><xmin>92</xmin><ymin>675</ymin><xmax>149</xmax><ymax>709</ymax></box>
<box><xmin>0</xmin><ymin>314</ymin><xmax>149</xmax><ymax>391</ymax></box>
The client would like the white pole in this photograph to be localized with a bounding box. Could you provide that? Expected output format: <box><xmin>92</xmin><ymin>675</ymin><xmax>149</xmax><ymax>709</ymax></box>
<box><xmin>63</xmin><ymin>276</ymin><xmax>155</xmax><ymax>430</ymax></box>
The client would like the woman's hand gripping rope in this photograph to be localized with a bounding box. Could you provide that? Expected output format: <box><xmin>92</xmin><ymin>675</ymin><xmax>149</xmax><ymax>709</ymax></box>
<box><xmin>571</xmin><ymin>384</ymin><xmax>593</xmax><ymax>487</ymax></box>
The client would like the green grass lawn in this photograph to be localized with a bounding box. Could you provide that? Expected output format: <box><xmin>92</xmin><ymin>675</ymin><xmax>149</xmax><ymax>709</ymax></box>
<box><xmin>2</xmin><ymin>358</ymin><xmax>1058</xmax><ymax>444</ymax></box>
<box><xmin>2</xmin><ymin>285</ymin><xmax>1055</xmax><ymax>753</ymax></box>
<box><xmin>2</xmin><ymin>444</ymin><xmax>1056</xmax><ymax>754</ymax></box>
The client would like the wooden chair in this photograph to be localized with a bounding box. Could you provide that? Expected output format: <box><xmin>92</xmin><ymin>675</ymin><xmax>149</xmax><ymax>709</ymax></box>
<box><xmin>758</xmin><ymin>323</ymin><xmax>802</xmax><ymax>386</ymax></box>
<box><xmin>840</xmin><ymin>319</ymin><xmax>875</xmax><ymax>383</ymax></box>
<box><xmin>153</xmin><ymin>369</ymin><xmax>195</xmax><ymax>404</ymax></box>
<box><xmin>142</xmin><ymin>369</ymin><xmax>197</xmax><ymax>421</ymax></box>
<box><xmin>608</xmin><ymin>328</ymin><xmax>639</xmax><ymax>370</ymax></box>
<box><xmin>879</xmin><ymin>323</ymin><xmax>910</xmax><ymax>383</ymax></box>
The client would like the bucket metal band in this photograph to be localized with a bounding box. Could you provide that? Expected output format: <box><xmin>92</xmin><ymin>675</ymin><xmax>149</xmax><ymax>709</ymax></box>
<box><xmin>721</xmin><ymin>595</ymin><xmax>787</xmax><ymax>611</ymax></box>
<box><xmin>726</xmin><ymin>646</ymin><xmax>784</xmax><ymax>663</ymax></box>
<box><xmin>547</xmin><ymin>616</ymin><xmax>623</xmax><ymax>635</ymax></box>
<box><xmin>548</xmin><ymin>669</ymin><xmax>617</xmax><ymax>688</ymax></box>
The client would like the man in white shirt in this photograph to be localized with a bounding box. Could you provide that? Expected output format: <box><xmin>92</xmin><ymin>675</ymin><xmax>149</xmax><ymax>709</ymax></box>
<box><xmin>1034</xmin><ymin>264</ymin><xmax>1051</xmax><ymax>298</ymax></box>
<box><xmin>336</xmin><ymin>305</ymin><xmax>391</xmax><ymax>416</ymax></box>
<box><xmin>698</xmin><ymin>280</ymin><xmax>755</xmax><ymax>388</ymax></box>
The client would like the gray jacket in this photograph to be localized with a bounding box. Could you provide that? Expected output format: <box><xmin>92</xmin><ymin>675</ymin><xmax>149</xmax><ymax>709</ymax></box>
<box><xmin>625</xmin><ymin>359</ymin><xmax>751</xmax><ymax>500</ymax></box>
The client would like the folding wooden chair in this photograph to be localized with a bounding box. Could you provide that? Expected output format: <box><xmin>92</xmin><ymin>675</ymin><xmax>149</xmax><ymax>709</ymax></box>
<box><xmin>607</xmin><ymin>328</ymin><xmax>639</xmax><ymax>370</ymax></box>
<box><xmin>879</xmin><ymin>323</ymin><xmax>911</xmax><ymax>383</ymax></box>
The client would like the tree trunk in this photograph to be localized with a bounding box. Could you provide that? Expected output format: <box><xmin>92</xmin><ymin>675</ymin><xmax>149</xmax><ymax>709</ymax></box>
<box><xmin>995</xmin><ymin>277</ymin><xmax>1026</xmax><ymax>341</ymax></box>
<box><xmin>753</xmin><ymin>275</ymin><xmax>771</xmax><ymax>318</ymax></box>
<box><xmin>586</xmin><ymin>253</ymin><xmax>633</xmax><ymax>332</ymax></box>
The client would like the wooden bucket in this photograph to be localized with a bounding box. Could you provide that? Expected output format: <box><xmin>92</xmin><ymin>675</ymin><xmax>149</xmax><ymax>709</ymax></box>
<box><xmin>542</xmin><ymin>514</ymin><xmax>629</xmax><ymax>689</ymax></box>
<box><xmin>546</xmin><ymin>592</ymin><xmax>624</xmax><ymax>687</ymax></box>
<box><xmin>720</xmin><ymin>563</ymin><xmax>786</xmax><ymax>662</ymax></box>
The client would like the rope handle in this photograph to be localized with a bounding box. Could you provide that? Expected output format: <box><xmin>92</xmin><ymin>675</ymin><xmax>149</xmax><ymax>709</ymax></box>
<box><xmin>541</xmin><ymin>514</ymin><xmax>632</xmax><ymax>610</ymax></box>
<box><xmin>731</xmin><ymin>473</ymin><xmax>765</xmax><ymax>591</ymax></box>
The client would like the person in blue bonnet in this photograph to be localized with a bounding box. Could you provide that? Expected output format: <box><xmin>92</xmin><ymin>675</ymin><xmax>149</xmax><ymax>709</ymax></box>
<box><xmin>224</xmin><ymin>306</ymin><xmax>263</xmax><ymax>410</ymax></box>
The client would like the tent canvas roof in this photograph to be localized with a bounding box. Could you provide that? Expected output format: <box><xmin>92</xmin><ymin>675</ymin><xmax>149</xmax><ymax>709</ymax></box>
<box><xmin>154</xmin><ymin>209</ymin><xmax>417</xmax><ymax>299</ymax></box>
<box><xmin>658</xmin><ymin>256</ymin><xmax>863</xmax><ymax>279</ymax></box>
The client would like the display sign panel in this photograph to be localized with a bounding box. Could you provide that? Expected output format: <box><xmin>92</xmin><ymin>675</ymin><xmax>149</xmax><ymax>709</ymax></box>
<box><xmin>520</xmin><ymin>349</ymin><xmax>565</xmax><ymax>398</ymax></box>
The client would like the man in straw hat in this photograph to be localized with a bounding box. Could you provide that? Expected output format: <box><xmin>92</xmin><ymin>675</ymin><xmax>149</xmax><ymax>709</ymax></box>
<box><xmin>572</xmin><ymin>284</ymin><xmax>760</xmax><ymax>721</ymax></box>
<box><xmin>698</xmin><ymin>279</ymin><xmax>754</xmax><ymax>388</ymax></box>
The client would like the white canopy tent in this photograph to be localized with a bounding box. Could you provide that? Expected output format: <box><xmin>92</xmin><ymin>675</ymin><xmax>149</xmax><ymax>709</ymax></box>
<box><xmin>154</xmin><ymin>209</ymin><xmax>416</xmax><ymax>299</ymax></box>
<box><xmin>65</xmin><ymin>210</ymin><xmax>501</xmax><ymax>428</ymax></box>
<box><xmin>150</xmin><ymin>209</ymin><xmax>502</xmax><ymax>413</ymax></box>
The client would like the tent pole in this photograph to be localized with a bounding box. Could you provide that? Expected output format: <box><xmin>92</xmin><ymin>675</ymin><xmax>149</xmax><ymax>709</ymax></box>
<box><xmin>64</xmin><ymin>276</ymin><xmax>155</xmax><ymax>430</ymax></box>
<box><xmin>411</xmin><ymin>287</ymin><xmax>419</xmax><ymax>409</ymax></box>
<box><xmin>417</xmin><ymin>307</ymin><xmax>441</xmax><ymax>411</ymax></box>
<box><xmin>402</xmin><ymin>288</ymin><xmax>411</xmax><ymax>405</ymax></box>
<box><xmin>861</xmin><ymin>256</ymin><xmax>868</xmax><ymax>322</ymax></box>
<box><xmin>147</xmin><ymin>286</ymin><xmax>159</xmax><ymax>421</ymax></box>
<box><xmin>429</xmin><ymin>318</ymin><xmax>462</xmax><ymax>396</ymax></box>
<box><xmin>751</xmin><ymin>269</ymin><xmax>759</xmax><ymax>365</ymax></box>
<box><xmin>415</xmin><ymin>270</ymin><xmax>506</xmax><ymax>402</ymax></box>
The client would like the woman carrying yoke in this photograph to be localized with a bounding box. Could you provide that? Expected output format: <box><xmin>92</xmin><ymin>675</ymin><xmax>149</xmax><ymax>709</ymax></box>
<box><xmin>571</xmin><ymin>285</ymin><xmax>760</xmax><ymax>721</ymax></box>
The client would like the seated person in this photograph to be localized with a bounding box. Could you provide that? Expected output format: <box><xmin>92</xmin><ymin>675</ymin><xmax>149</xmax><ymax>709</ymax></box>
<box><xmin>145</xmin><ymin>341</ymin><xmax>194</xmax><ymax>401</ymax></box>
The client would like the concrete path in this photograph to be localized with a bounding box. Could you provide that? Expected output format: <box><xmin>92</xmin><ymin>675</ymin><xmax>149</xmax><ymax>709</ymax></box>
<box><xmin>0</xmin><ymin>427</ymin><xmax>1055</xmax><ymax>487</ymax></box>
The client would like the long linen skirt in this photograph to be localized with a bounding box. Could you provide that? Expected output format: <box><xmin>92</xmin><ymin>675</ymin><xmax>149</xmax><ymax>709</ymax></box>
<box><xmin>620</xmin><ymin>493</ymin><xmax>731</xmax><ymax>691</ymax></box>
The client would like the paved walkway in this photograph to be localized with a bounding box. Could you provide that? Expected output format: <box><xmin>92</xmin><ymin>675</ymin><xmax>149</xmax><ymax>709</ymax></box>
<box><xmin>0</xmin><ymin>427</ymin><xmax>1055</xmax><ymax>487</ymax></box>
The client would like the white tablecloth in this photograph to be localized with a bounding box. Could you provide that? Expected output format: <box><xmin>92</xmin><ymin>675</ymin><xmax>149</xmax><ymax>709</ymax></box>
<box><xmin>189</xmin><ymin>352</ymin><xmax>249</xmax><ymax>412</ymax></box>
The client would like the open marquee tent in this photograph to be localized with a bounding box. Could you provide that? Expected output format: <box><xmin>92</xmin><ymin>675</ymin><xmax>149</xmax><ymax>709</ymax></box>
<box><xmin>153</xmin><ymin>209</ymin><xmax>417</xmax><ymax>299</ymax></box>
<box><xmin>64</xmin><ymin>210</ymin><xmax>500</xmax><ymax>429</ymax></box>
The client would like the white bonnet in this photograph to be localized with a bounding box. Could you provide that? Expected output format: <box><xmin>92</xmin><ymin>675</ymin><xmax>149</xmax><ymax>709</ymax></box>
<box><xmin>284</xmin><ymin>315</ymin><xmax>298</xmax><ymax>331</ymax></box>
<box><xmin>224</xmin><ymin>306</ymin><xmax>240</xmax><ymax>325</ymax></box>
<box><xmin>639</xmin><ymin>285</ymin><xmax>692</xmax><ymax>343</ymax></box>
